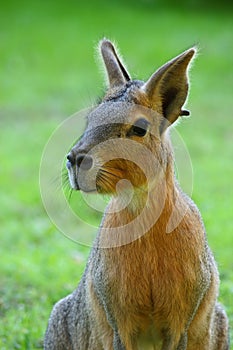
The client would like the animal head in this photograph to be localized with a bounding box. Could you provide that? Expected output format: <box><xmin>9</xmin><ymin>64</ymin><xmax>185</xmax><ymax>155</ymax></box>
<box><xmin>67</xmin><ymin>39</ymin><xmax>196</xmax><ymax>195</ymax></box>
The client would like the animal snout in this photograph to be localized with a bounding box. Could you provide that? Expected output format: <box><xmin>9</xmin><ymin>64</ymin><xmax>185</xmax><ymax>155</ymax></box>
<box><xmin>76</xmin><ymin>154</ymin><xmax>93</xmax><ymax>170</ymax></box>
<box><xmin>67</xmin><ymin>153</ymin><xmax>93</xmax><ymax>171</ymax></box>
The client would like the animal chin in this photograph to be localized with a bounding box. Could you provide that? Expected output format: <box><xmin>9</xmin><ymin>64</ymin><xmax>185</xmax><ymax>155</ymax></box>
<box><xmin>73</xmin><ymin>177</ymin><xmax>97</xmax><ymax>193</ymax></box>
<box><xmin>80</xmin><ymin>187</ymin><xmax>97</xmax><ymax>193</ymax></box>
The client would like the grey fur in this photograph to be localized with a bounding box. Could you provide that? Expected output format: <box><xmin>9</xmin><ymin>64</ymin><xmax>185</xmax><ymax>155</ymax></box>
<box><xmin>44</xmin><ymin>40</ymin><xmax>229</xmax><ymax>350</ymax></box>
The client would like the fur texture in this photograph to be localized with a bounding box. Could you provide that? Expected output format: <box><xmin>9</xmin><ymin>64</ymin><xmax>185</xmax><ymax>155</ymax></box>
<box><xmin>44</xmin><ymin>40</ymin><xmax>229</xmax><ymax>350</ymax></box>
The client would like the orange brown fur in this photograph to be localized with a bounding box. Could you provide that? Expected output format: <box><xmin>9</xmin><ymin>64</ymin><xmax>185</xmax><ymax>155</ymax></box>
<box><xmin>45</xmin><ymin>39</ymin><xmax>229</xmax><ymax>350</ymax></box>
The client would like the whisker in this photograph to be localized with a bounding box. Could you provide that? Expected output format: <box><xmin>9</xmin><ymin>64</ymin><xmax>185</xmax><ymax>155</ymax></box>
<box><xmin>98</xmin><ymin>167</ymin><xmax>148</xmax><ymax>195</ymax></box>
<box><xmin>62</xmin><ymin>171</ymin><xmax>70</xmax><ymax>190</ymax></box>
<box><xmin>51</xmin><ymin>174</ymin><xmax>63</xmax><ymax>192</ymax></box>
<box><xmin>97</xmin><ymin>173</ymin><xmax>113</xmax><ymax>187</ymax></box>
<box><xmin>50</xmin><ymin>166</ymin><xmax>72</xmax><ymax>194</ymax></box>
<box><xmin>50</xmin><ymin>167</ymin><xmax>69</xmax><ymax>189</ymax></box>
<box><xmin>97</xmin><ymin>173</ymin><xmax>115</xmax><ymax>193</ymax></box>
<box><xmin>100</xmin><ymin>169</ymin><xmax>121</xmax><ymax>179</ymax></box>
<box><xmin>67</xmin><ymin>188</ymin><xmax>73</xmax><ymax>203</ymax></box>
<box><xmin>99</xmin><ymin>173</ymin><xmax>118</xmax><ymax>188</ymax></box>
<box><xmin>102</xmin><ymin>166</ymin><xmax>123</xmax><ymax>178</ymax></box>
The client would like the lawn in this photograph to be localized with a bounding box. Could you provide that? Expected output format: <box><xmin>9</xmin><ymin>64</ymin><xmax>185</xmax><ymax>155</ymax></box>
<box><xmin>0</xmin><ymin>1</ymin><xmax>232</xmax><ymax>348</ymax></box>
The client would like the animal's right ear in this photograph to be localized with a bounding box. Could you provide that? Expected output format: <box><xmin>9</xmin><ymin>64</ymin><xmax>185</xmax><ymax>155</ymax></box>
<box><xmin>141</xmin><ymin>48</ymin><xmax>196</xmax><ymax>132</ymax></box>
<box><xmin>100</xmin><ymin>39</ymin><xmax>131</xmax><ymax>88</ymax></box>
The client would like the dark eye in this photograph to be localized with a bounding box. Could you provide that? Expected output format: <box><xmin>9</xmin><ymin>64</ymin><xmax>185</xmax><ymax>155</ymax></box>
<box><xmin>130</xmin><ymin>118</ymin><xmax>150</xmax><ymax>137</ymax></box>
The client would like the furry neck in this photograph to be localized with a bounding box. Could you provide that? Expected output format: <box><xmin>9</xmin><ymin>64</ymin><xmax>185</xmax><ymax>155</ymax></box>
<box><xmin>98</xmin><ymin>156</ymin><xmax>180</xmax><ymax>248</ymax></box>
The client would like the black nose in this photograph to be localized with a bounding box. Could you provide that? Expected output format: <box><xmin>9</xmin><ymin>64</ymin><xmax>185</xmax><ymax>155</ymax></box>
<box><xmin>76</xmin><ymin>154</ymin><xmax>93</xmax><ymax>170</ymax></box>
<box><xmin>66</xmin><ymin>153</ymin><xmax>75</xmax><ymax>169</ymax></box>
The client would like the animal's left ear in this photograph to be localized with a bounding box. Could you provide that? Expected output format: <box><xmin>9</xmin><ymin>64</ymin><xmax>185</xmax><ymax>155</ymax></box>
<box><xmin>141</xmin><ymin>48</ymin><xmax>196</xmax><ymax>132</ymax></box>
<box><xmin>100</xmin><ymin>39</ymin><xmax>131</xmax><ymax>88</ymax></box>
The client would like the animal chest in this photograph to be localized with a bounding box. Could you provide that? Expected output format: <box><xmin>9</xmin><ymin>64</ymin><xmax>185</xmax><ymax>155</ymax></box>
<box><xmin>97</xmin><ymin>237</ymin><xmax>200</xmax><ymax>339</ymax></box>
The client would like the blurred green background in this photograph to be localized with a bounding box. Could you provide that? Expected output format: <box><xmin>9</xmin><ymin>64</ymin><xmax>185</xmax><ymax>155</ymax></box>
<box><xmin>0</xmin><ymin>1</ymin><xmax>232</xmax><ymax>348</ymax></box>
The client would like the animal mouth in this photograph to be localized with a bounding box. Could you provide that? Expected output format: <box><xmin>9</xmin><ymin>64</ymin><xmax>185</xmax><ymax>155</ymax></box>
<box><xmin>67</xmin><ymin>158</ymin><xmax>147</xmax><ymax>195</ymax></box>
<box><xmin>66</xmin><ymin>163</ymin><xmax>119</xmax><ymax>194</ymax></box>
<box><xmin>67</xmin><ymin>168</ymin><xmax>97</xmax><ymax>193</ymax></box>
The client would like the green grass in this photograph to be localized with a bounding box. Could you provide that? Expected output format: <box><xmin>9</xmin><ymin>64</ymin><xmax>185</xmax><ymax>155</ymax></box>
<box><xmin>0</xmin><ymin>1</ymin><xmax>232</xmax><ymax>348</ymax></box>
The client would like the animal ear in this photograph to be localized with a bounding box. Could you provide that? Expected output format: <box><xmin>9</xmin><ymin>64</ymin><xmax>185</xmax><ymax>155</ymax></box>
<box><xmin>100</xmin><ymin>39</ymin><xmax>131</xmax><ymax>88</ymax></box>
<box><xmin>141</xmin><ymin>48</ymin><xmax>196</xmax><ymax>132</ymax></box>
